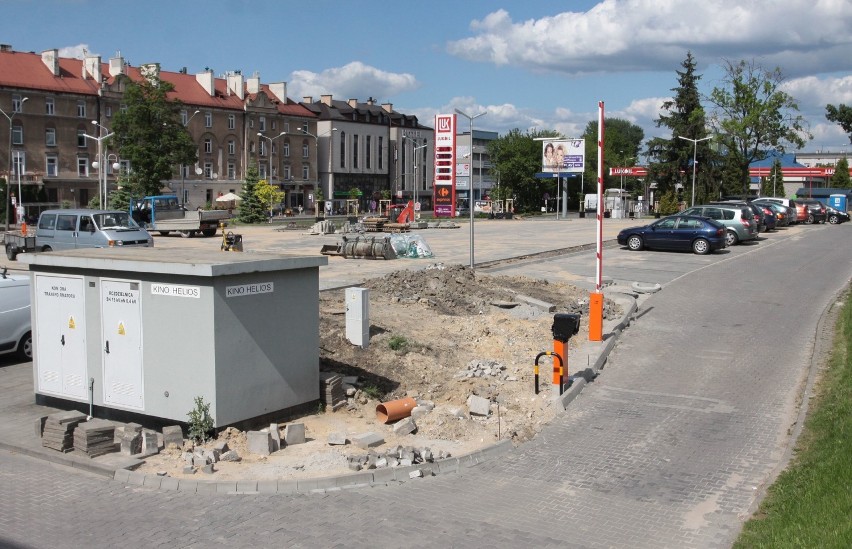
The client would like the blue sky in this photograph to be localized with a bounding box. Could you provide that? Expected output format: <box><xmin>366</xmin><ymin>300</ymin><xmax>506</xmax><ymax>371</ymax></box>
<box><xmin>4</xmin><ymin>0</ymin><xmax>852</xmax><ymax>157</ymax></box>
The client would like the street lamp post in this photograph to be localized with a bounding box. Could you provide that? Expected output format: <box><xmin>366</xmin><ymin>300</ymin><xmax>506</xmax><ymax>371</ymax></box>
<box><xmin>454</xmin><ymin>108</ymin><xmax>487</xmax><ymax>269</ymax></box>
<box><xmin>678</xmin><ymin>135</ymin><xmax>711</xmax><ymax>207</ymax></box>
<box><xmin>404</xmin><ymin>135</ymin><xmax>428</xmax><ymax>217</ymax></box>
<box><xmin>84</xmin><ymin>121</ymin><xmax>114</xmax><ymax>210</ymax></box>
<box><xmin>257</xmin><ymin>131</ymin><xmax>286</xmax><ymax>182</ymax></box>
<box><xmin>91</xmin><ymin>153</ymin><xmax>121</xmax><ymax>209</ymax></box>
<box><xmin>180</xmin><ymin>110</ymin><xmax>200</xmax><ymax>205</ymax></box>
<box><xmin>296</xmin><ymin>127</ymin><xmax>337</xmax><ymax>213</ymax></box>
<box><xmin>2</xmin><ymin>96</ymin><xmax>28</xmax><ymax>229</ymax></box>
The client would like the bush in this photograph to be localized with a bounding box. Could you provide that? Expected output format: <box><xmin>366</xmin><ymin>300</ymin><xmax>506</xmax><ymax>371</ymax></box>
<box><xmin>187</xmin><ymin>396</ymin><xmax>214</xmax><ymax>443</ymax></box>
<box><xmin>388</xmin><ymin>334</ymin><xmax>409</xmax><ymax>351</ymax></box>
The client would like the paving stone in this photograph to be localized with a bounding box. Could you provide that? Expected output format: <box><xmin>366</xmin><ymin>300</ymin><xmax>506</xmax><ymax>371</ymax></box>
<box><xmin>327</xmin><ymin>432</ymin><xmax>347</xmax><ymax>445</ymax></box>
<box><xmin>467</xmin><ymin>394</ymin><xmax>491</xmax><ymax>416</ymax></box>
<box><xmin>284</xmin><ymin>423</ymin><xmax>306</xmax><ymax>445</ymax></box>
<box><xmin>269</xmin><ymin>423</ymin><xmax>281</xmax><ymax>452</ymax></box>
<box><xmin>246</xmin><ymin>430</ymin><xmax>272</xmax><ymax>455</ymax></box>
<box><xmin>392</xmin><ymin>417</ymin><xmax>417</xmax><ymax>435</ymax></box>
<box><xmin>350</xmin><ymin>432</ymin><xmax>384</xmax><ymax>449</ymax></box>
<box><xmin>162</xmin><ymin>425</ymin><xmax>184</xmax><ymax>448</ymax></box>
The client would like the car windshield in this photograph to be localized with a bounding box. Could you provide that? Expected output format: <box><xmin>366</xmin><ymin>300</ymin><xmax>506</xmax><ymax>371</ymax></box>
<box><xmin>93</xmin><ymin>212</ymin><xmax>141</xmax><ymax>230</ymax></box>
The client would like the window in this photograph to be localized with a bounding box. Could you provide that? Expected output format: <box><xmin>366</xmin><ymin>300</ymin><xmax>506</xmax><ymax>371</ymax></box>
<box><xmin>284</xmin><ymin>122</ymin><xmax>290</xmax><ymax>133</ymax></box>
<box><xmin>340</xmin><ymin>132</ymin><xmax>346</xmax><ymax>168</ymax></box>
<box><xmin>181</xmin><ymin>110</ymin><xmax>188</xmax><ymax>125</ymax></box>
<box><xmin>283</xmin><ymin>165</ymin><xmax>291</xmax><ymax>180</ymax></box>
<box><xmin>119</xmin><ymin>160</ymin><xmax>131</xmax><ymax>174</ymax></box>
<box><xmin>228</xmin><ymin>140</ymin><xmax>236</xmax><ymax>155</ymax></box>
<box><xmin>12</xmin><ymin>95</ymin><xmax>23</xmax><ymax>112</ymax></box>
<box><xmin>283</xmin><ymin>141</ymin><xmax>290</xmax><ymax>157</ymax></box>
<box><xmin>259</xmin><ymin>164</ymin><xmax>267</xmax><ymax>178</ymax></box>
<box><xmin>366</xmin><ymin>136</ymin><xmax>372</xmax><ymax>169</ymax></box>
<box><xmin>204</xmin><ymin>111</ymin><xmax>212</xmax><ymax>128</ymax></box>
<box><xmin>45</xmin><ymin>97</ymin><xmax>55</xmax><ymax>115</ymax></box>
<box><xmin>12</xmin><ymin>152</ymin><xmax>25</xmax><ymax>175</ymax></box>
<box><xmin>78</xmin><ymin>130</ymin><xmax>87</xmax><ymax>148</ymax></box>
<box><xmin>302</xmin><ymin>165</ymin><xmax>310</xmax><ymax>180</ymax></box>
<box><xmin>259</xmin><ymin>116</ymin><xmax>266</xmax><ymax>132</ymax></box>
<box><xmin>77</xmin><ymin>100</ymin><xmax>86</xmax><ymax>118</ymax></box>
<box><xmin>271</xmin><ymin>120</ymin><xmax>277</xmax><ymax>130</ymax></box>
<box><xmin>204</xmin><ymin>162</ymin><xmax>213</xmax><ymax>179</ymax></box>
<box><xmin>249</xmin><ymin>141</ymin><xmax>255</xmax><ymax>154</ymax></box>
<box><xmin>227</xmin><ymin>163</ymin><xmax>236</xmax><ymax>180</ymax></box>
<box><xmin>46</xmin><ymin>156</ymin><xmax>58</xmax><ymax>177</ymax></box>
<box><xmin>302</xmin><ymin>141</ymin><xmax>309</xmax><ymax>158</ymax></box>
<box><xmin>259</xmin><ymin>140</ymin><xmax>267</xmax><ymax>156</ymax></box>
<box><xmin>119</xmin><ymin>103</ymin><xmax>128</xmax><ymax>114</ymax></box>
<box><xmin>105</xmin><ymin>105</ymin><xmax>112</xmax><ymax>118</ymax></box>
<box><xmin>378</xmin><ymin>137</ymin><xmax>383</xmax><ymax>169</ymax></box>
<box><xmin>77</xmin><ymin>157</ymin><xmax>88</xmax><ymax>177</ymax></box>
<box><xmin>45</xmin><ymin>128</ymin><xmax>56</xmax><ymax>146</ymax></box>
<box><xmin>11</xmin><ymin>125</ymin><xmax>23</xmax><ymax>145</ymax></box>
<box><xmin>228</xmin><ymin>114</ymin><xmax>235</xmax><ymax>130</ymax></box>
<box><xmin>204</xmin><ymin>138</ymin><xmax>213</xmax><ymax>154</ymax></box>
<box><xmin>57</xmin><ymin>215</ymin><xmax>77</xmax><ymax>232</ymax></box>
<box><xmin>353</xmin><ymin>135</ymin><xmax>359</xmax><ymax>169</ymax></box>
<box><xmin>249</xmin><ymin>118</ymin><xmax>254</xmax><ymax>129</ymax></box>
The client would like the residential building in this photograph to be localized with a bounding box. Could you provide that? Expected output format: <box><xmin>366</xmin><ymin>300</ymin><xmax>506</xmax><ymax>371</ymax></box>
<box><xmin>456</xmin><ymin>129</ymin><xmax>498</xmax><ymax>207</ymax></box>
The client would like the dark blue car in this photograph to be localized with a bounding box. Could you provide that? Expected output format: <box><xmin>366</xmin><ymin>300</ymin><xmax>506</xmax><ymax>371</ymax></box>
<box><xmin>617</xmin><ymin>215</ymin><xmax>727</xmax><ymax>255</ymax></box>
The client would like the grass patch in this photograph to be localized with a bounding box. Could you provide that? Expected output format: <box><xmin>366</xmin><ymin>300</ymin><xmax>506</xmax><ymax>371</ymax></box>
<box><xmin>388</xmin><ymin>334</ymin><xmax>409</xmax><ymax>352</ymax></box>
<box><xmin>734</xmin><ymin>291</ymin><xmax>852</xmax><ymax>548</ymax></box>
<box><xmin>361</xmin><ymin>385</ymin><xmax>383</xmax><ymax>400</ymax></box>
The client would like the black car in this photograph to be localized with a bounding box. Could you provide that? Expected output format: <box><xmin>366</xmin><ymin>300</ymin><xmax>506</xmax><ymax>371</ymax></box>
<box><xmin>798</xmin><ymin>199</ymin><xmax>828</xmax><ymax>224</ymax></box>
<box><xmin>826</xmin><ymin>206</ymin><xmax>850</xmax><ymax>224</ymax></box>
<box><xmin>617</xmin><ymin>215</ymin><xmax>727</xmax><ymax>255</ymax></box>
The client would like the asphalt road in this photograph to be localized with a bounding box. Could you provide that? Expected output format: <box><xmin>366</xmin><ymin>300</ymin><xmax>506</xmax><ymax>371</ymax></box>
<box><xmin>1</xmin><ymin>220</ymin><xmax>850</xmax><ymax>548</ymax></box>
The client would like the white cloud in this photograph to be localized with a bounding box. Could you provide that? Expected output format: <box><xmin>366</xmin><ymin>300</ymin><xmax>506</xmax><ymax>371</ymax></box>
<box><xmin>447</xmin><ymin>2</ymin><xmax>852</xmax><ymax>76</ymax></box>
<box><xmin>58</xmin><ymin>44</ymin><xmax>93</xmax><ymax>59</ymax></box>
<box><xmin>287</xmin><ymin>61</ymin><xmax>419</xmax><ymax>102</ymax></box>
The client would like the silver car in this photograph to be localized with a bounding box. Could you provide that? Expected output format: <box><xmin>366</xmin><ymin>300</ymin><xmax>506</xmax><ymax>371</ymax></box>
<box><xmin>0</xmin><ymin>269</ymin><xmax>31</xmax><ymax>360</ymax></box>
<box><xmin>679</xmin><ymin>205</ymin><xmax>758</xmax><ymax>246</ymax></box>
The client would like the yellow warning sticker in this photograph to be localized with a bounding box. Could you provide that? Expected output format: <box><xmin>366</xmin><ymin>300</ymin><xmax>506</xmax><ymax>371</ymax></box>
<box><xmin>118</xmin><ymin>322</ymin><xmax>126</xmax><ymax>336</ymax></box>
<box><xmin>68</xmin><ymin>316</ymin><xmax>76</xmax><ymax>329</ymax></box>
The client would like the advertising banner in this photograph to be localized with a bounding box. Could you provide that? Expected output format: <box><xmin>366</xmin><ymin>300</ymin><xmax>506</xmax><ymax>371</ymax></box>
<box><xmin>433</xmin><ymin>114</ymin><xmax>457</xmax><ymax>217</ymax></box>
<box><xmin>542</xmin><ymin>139</ymin><xmax>585</xmax><ymax>173</ymax></box>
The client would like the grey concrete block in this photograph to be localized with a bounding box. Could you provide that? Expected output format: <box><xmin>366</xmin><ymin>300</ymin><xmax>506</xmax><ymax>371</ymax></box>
<box><xmin>192</xmin><ymin>456</ymin><xmax>208</xmax><ymax>467</ymax></box>
<box><xmin>467</xmin><ymin>394</ymin><xmax>491</xmax><ymax>416</ymax></box>
<box><xmin>220</xmin><ymin>450</ymin><xmax>241</xmax><ymax>462</ymax></box>
<box><xmin>195</xmin><ymin>482</ymin><xmax>217</xmax><ymax>495</ymax></box>
<box><xmin>284</xmin><ymin>423</ymin><xmax>306</xmax><ymax>445</ymax></box>
<box><xmin>269</xmin><ymin>423</ymin><xmax>281</xmax><ymax>452</ymax></box>
<box><xmin>236</xmin><ymin>480</ymin><xmax>258</xmax><ymax>493</ymax></box>
<box><xmin>182</xmin><ymin>466</ymin><xmax>195</xmax><ymax>475</ymax></box>
<box><xmin>327</xmin><ymin>432</ymin><xmax>347</xmax><ymax>445</ymax></box>
<box><xmin>160</xmin><ymin>477</ymin><xmax>180</xmax><ymax>491</ymax></box>
<box><xmin>375</xmin><ymin>457</ymin><xmax>388</xmax><ymax>468</ymax></box>
<box><xmin>212</xmin><ymin>440</ymin><xmax>229</xmax><ymax>454</ymax></box>
<box><xmin>120</xmin><ymin>432</ymin><xmax>142</xmax><ymax>455</ymax></box>
<box><xmin>351</xmin><ymin>432</ymin><xmax>384</xmax><ymax>448</ymax></box>
<box><xmin>201</xmin><ymin>464</ymin><xmax>214</xmax><ymax>474</ymax></box>
<box><xmin>142</xmin><ymin>430</ymin><xmax>159</xmax><ymax>454</ymax></box>
<box><xmin>371</xmin><ymin>467</ymin><xmax>396</xmax><ymax>484</ymax></box>
<box><xmin>177</xmin><ymin>480</ymin><xmax>198</xmax><ymax>493</ymax></box>
<box><xmin>257</xmin><ymin>480</ymin><xmax>278</xmax><ymax>494</ymax></box>
<box><xmin>410</xmin><ymin>406</ymin><xmax>431</xmax><ymax>420</ymax></box>
<box><xmin>276</xmin><ymin>480</ymin><xmax>299</xmax><ymax>494</ymax></box>
<box><xmin>142</xmin><ymin>475</ymin><xmax>162</xmax><ymax>489</ymax></box>
<box><xmin>392</xmin><ymin>417</ymin><xmax>417</xmax><ymax>436</ymax></box>
<box><xmin>246</xmin><ymin>430</ymin><xmax>272</xmax><ymax>455</ymax></box>
<box><xmin>162</xmin><ymin>425</ymin><xmax>184</xmax><ymax>448</ymax></box>
<box><xmin>35</xmin><ymin>416</ymin><xmax>47</xmax><ymax>437</ymax></box>
<box><xmin>215</xmin><ymin>482</ymin><xmax>236</xmax><ymax>493</ymax></box>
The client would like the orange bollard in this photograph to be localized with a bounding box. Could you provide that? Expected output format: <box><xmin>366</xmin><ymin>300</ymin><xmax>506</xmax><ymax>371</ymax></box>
<box><xmin>21</xmin><ymin>222</ymin><xmax>27</xmax><ymax>236</ymax></box>
<box><xmin>589</xmin><ymin>292</ymin><xmax>603</xmax><ymax>341</ymax></box>
<box><xmin>553</xmin><ymin>339</ymin><xmax>566</xmax><ymax>384</ymax></box>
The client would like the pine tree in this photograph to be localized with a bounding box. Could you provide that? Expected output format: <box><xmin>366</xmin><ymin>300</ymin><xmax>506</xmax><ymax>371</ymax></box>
<box><xmin>830</xmin><ymin>156</ymin><xmax>850</xmax><ymax>189</ymax></box>
<box><xmin>237</xmin><ymin>164</ymin><xmax>268</xmax><ymax>224</ymax></box>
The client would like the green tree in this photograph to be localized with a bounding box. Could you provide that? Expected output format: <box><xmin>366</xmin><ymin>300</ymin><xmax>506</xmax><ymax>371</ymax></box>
<box><xmin>760</xmin><ymin>157</ymin><xmax>786</xmax><ymax>197</ymax></box>
<box><xmin>236</xmin><ymin>164</ymin><xmax>267</xmax><ymax>223</ymax></box>
<box><xmin>825</xmin><ymin>104</ymin><xmax>852</xmax><ymax>143</ymax></box>
<box><xmin>582</xmin><ymin>118</ymin><xmax>644</xmax><ymax>195</ymax></box>
<box><xmin>486</xmin><ymin>128</ymin><xmax>557</xmax><ymax>212</ymax></box>
<box><xmin>107</xmin><ymin>181</ymin><xmax>134</xmax><ymax>213</ymax></box>
<box><xmin>657</xmin><ymin>189</ymin><xmax>680</xmax><ymax>215</ymax></box>
<box><xmin>830</xmin><ymin>156</ymin><xmax>850</xmax><ymax>188</ymax></box>
<box><xmin>647</xmin><ymin>52</ymin><xmax>715</xmax><ymax>202</ymax></box>
<box><xmin>111</xmin><ymin>74</ymin><xmax>197</xmax><ymax>197</ymax></box>
<box><xmin>254</xmin><ymin>179</ymin><xmax>285</xmax><ymax>216</ymax></box>
<box><xmin>708</xmin><ymin>59</ymin><xmax>811</xmax><ymax>195</ymax></box>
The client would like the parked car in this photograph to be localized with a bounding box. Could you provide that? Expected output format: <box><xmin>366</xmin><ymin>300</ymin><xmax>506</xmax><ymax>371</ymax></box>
<box><xmin>0</xmin><ymin>268</ymin><xmax>31</xmax><ymax>361</ymax></box>
<box><xmin>678</xmin><ymin>204</ymin><xmax>758</xmax><ymax>246</ymax></box>
<box><xmin>709</xmin><ymin>200</ymin><xmax>774</xmax><ymax>232</ymax></box>
<box><xmin>617</xmin><ymin>215</ymin><xmax>727</xmax><ymax>255</ymax></box>
<box><xmin>826</xmin><ymin>206</ymin><xmax>850</xmax><ymax>224</ymax></box>
<box><xmin>797</xmin><ymin>199</ymin><xmax>827</xmax><ymax>224</ymax></box>
<box><xmin>752</xmin><ymin>197</ymin><xmax>806</xmax><ymax>224</ymax></box>
<box><xmin>762</xmin><ymin>203</ymin><xmax>790</xmax><ymax>227</ymax></box>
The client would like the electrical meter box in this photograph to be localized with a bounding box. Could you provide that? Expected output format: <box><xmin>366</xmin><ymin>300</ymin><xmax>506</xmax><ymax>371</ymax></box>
<box><xmin>20</xmin><ymin>247</ymin><xmax>328</xmax><ymax>429</ymax></box>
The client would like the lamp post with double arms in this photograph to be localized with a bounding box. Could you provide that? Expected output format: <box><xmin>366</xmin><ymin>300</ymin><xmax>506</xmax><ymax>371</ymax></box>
<box><xmin>454</xmin><ymin>108</ymin><xmax>487</xmax><ymax>269</ymax></box>
<box><xmin>180</xmin><ymin>110</ymin><xmax>201</xmax><ymax>205</ymax></box>
<box><xmin>2</xmin><ymin>96</ymin><xmax>28</xmax><ymax>229</ymax></box>
<box><xmin>84</xmin><ymin>121</ymin><xmax>114</xmax><ymax>210</ymax></box>
<box><xmin>295</xmin><ymin>126</ymin><xmax>337</xmax><ymax>212</ymax></box>
<box><xmin>257</xmin><ymin>131</ymin><xmax>286</xmax><ymax>182</ymax></box>
<box><xmin>678</xmin><ymin>135</ymin><xmax>711</xmax><ymax>207</ymax></box>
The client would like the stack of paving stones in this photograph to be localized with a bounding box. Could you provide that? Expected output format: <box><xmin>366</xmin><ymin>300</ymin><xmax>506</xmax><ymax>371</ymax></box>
<box><xmin>41</xmin><ymin>411</ymin><xmax>88</xmax><ymax>452</ymax></box>
<box><xmin>319</xmin><ymin>372</ymin><xmax>346</xmax><ymax>410</ymax></box>
<box><xmin>73</xmin><ymin>419</ymin><xmax>116</xmax><ymax>457</ymax></box>
<box><xmin>346</xmin><ymin>445</ymin><xmax>449</xmax><ymax>471</ymax></box>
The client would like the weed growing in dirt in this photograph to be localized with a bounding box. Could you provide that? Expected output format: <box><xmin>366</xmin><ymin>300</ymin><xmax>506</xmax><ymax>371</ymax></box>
<box><xmin>187</xmin><ymin>396</ymin><xmax>214</xmax><ymax>443</ymax></box>
<box><xmin>388</xmin><ymin>334</ymin><xmax>409</xmax><ymax>352</ymax></box>
<box><xmin>362</xmin><ymin>385</ymin><xmax>383</xmax><ymax>400</ymax></box>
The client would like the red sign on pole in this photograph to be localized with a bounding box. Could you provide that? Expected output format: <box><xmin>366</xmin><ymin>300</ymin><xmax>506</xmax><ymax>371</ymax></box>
<box><xmin>433</xmin><ymin>114</ymin><xmax>457</xmax><ymax>217</ymax></box>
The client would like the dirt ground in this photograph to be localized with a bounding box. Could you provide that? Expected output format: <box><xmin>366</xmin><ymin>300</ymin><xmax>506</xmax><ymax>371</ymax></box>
<box><xmin>136</xmin><ymin>264</ymin><xmax>620</xmax><ymax>481</ymax></box>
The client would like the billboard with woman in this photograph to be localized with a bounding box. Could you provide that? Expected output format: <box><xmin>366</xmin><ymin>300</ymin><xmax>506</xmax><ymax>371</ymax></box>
<box><xmin>542</xmin><ymin>139</ymin><xmax>585</xmax><ymax>173</ymax></box>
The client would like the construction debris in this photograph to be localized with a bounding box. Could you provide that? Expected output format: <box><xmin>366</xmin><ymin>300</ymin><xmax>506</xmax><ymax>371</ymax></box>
<box><xmin>41</xmin><ymin>411</ymin><xmax>87</xmax><ymax>452</ymax></box>
<box><xmin>74</xmin><ymin>419</ymin><xmax>117</xmax><ymax>458</ymax></box>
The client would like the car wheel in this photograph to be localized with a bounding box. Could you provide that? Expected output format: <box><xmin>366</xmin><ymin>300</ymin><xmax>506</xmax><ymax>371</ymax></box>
<box><xmin>180</xmin><ymin>230</ymin><xmax>194</xmax><ymax>238</ymax></box>
<box><xmin>828</xmin><ymin>214</ymin><xmax>839</xmax><ymax>224</ymax></box>
<box><xmin>725</xmin><ymin>231</ymin><xmax>738</xmax><ymax>247</ymax></box>
<box><xmin>6</xmin><ymin>243</ymin><xmax>17</xmax><ymax>261</ymax></box>
<box><xmin>159</xmin><ymin>231</ymin><xmax>172</xmax><ymax>236</ymax></box>
<box><xmin>692</xmin><ymin>238</ymin><xmax>710</xmax><ymax>255</ymax></box>
<box><xmin>806</xmin><ymin>213</ymin><xmax>814</xmax><ymax>224</ymax></box>
<box><xmin>627</xmin><ymin>235</ymin><xmax>644</xmax><ymax>251</ymax></box>
<box><xmin>41</xmin><ymin>246</ymin><xmax>52</xmax><ymax>252</ymax></box>
<box><xmin>17</xmin><ymin>331</ymin><xmax>32</xmax><ymax>361</ymax></box>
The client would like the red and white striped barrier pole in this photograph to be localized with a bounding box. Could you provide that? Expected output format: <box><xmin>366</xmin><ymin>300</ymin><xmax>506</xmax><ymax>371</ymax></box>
<box><xmin>589</xmin><ymin>101</ymin><xmax>605</xmax><ymax>341</ymax></box>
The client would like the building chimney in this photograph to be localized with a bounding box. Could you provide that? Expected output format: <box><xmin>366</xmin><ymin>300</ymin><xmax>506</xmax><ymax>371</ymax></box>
<box><xmin>303</xmin><ymin>96</ymin><xmax>313</xmax><ymax>104</ymax></box>
<box><xmin>348</xmin><ymin>98</ymin><xmax>358</xmax><ymax>108</ymax></box>
<box><xmin>227</xmin><ymin>72</ymin><xmax>245</xmax><ymax>100</ymax></box>
<box><xmin>320</xmin><ymin>95</ymin><xmax>333</xmax><ymax>107</ymax></box>
<box><xmin>109</xmin><ymin>52</ymin><xmax>125</xmax><ymax>77</ymax></box>
<box><xmin>140</xmin><ymin>62</ymin><xmax>159</xmax><ymax>83</ymax></box>
<box><xmin>382</xmin><ymin>103</ymin><xmax>393</xmax><ymax>113</ymax></box>
<box><xmin>41</xmin><ymin>49</ymin><xmax>60</xmax><ymax>76</ymax></box>
<box><xmin>85</xmin><ymin>54</ymin><xmax>102</xmax><ymax>82</ymax></box>
<box><xmin>246</xmin><ymin>75</ymin><xmax>260</xmax><ymax>94</ymax></box>
<box><xmin>0</xmin><ymin>44</ymin><xmax>12</xmax><ymax>53</ymax></box>
<box><xmin>268</xmin><ymin>82</ymin><xmax>287</xmax><ymax>103</ymax></box>
<box><xmin>196</xmin><ymin>69</ymin><xmax>215</xmax><ymax>96</ymax></box>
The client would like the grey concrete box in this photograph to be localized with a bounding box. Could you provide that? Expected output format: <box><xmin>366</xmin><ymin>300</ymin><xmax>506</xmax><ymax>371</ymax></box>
<box><xmin>247</xmin><ymin>430</ymin><xmax>272</xmax><ymax>456</ymax></box>
<box><xmin>22</xmin><ymin>248</ymin><xmax>327</xmax><ymax>427</ymax></box>
<box><xmin>284</xmin><ymin>423</ymin><xmax>306</xmax><ymax>445</ymax></box>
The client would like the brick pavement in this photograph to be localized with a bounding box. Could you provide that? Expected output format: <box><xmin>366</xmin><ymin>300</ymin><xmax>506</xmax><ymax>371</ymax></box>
<box><xmin>0</xmin><ymin>220</ymin><xmax>849</xmax><ymax>548</ymax></box>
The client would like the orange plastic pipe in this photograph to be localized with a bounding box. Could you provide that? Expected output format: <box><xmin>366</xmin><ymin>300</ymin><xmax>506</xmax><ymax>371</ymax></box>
<box><xmin>376</xmin><ymin>397</ymin><xmax>417</xmax><ymax>424</ymax></box>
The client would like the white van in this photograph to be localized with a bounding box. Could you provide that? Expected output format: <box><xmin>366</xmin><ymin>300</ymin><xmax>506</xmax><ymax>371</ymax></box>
<box><xmin>0</xmin><ymin>268</ymin><xmax>31</xmax><ymax>360</ymax></box>
<box><xmin>35</xmin><ymin>209</ymin><xmax>154</xmax><ymax>252</ymax></box>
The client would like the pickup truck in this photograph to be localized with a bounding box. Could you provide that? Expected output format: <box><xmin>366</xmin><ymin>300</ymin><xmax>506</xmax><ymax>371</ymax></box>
<box><xmin>130</xmin><ymin>195</ymin><xmax>230</xmax><ymax>237</ymax></box>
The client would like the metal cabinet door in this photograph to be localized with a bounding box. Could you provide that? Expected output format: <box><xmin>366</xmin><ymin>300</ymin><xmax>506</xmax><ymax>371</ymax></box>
<box><xmin>100</xmin><ymin>279</ymin><xmax>144</xmax><ymax>410</ymax></box>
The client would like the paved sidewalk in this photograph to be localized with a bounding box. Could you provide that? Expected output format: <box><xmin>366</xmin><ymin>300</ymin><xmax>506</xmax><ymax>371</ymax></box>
<box><xmin>0</xmin><ymin>215</ymin><xmax>633</xmax><ymax>488</ymax></box>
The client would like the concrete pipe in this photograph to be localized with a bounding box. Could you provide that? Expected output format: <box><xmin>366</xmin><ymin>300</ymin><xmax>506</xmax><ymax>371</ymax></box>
<box><xmin>376</xmin><ymin>397</ymin><xmax>417</xmax><ymax>424</ymax></box>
